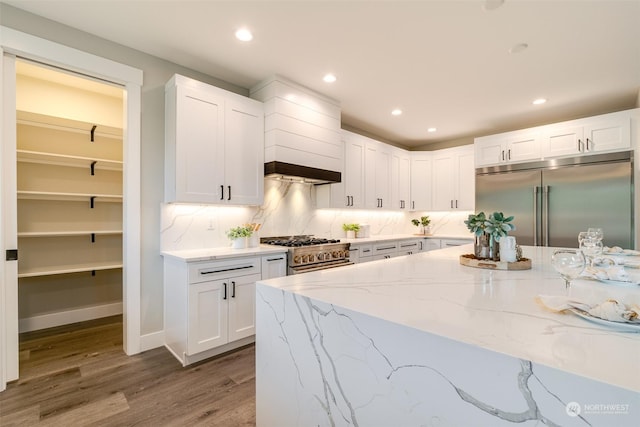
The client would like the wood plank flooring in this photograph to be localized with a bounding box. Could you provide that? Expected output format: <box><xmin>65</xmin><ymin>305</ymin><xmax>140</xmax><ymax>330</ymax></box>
<box><xmin>0</xmin><ymin>316</ymin><xmax>256</xmax><ymax>426</ymax></box>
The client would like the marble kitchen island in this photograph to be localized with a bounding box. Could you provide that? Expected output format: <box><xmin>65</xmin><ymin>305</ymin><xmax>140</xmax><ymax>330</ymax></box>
<box><xmin>255</xmin><ymin>245</ymin><xmax>640</xmax><ymax>427</ymax></box>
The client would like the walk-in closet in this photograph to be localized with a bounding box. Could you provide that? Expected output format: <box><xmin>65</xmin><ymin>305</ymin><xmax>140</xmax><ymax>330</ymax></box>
<box><xmin>15</xmin><ymin>60</ymin><xmax>124</xmax><ymax>334</ymax></box>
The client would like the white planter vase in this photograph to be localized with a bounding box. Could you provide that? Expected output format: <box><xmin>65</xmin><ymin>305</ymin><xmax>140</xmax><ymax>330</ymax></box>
<box><xmin>248</xmin><ymin>234</ymin><xmax>259</xmax><ymax>248</ymax></box>
<box><xmin>346</xmin><ymin>230</ymin><xmax>356</xmax><ymax>239</ymax></box>
<box><xmin>231</xmin><ymin>237</ymin><xmax>246</xmax><ymax>249</ymax></box>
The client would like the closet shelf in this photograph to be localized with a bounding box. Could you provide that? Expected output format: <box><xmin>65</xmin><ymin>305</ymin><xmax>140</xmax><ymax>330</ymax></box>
<box><xmin>17</xmin><ymin>111</ymin><xmax>123</xmax><ymax>139</ymax></box>
<box><xmin>18</xmin><ymin>230</ymin><xmax>123</xmax><ymax>238</ymax></box>
<box><xmin>17</xmin><ymin>191</ymin><xmax>122</xmax><ymax>203</ymax></box>
<box><xmin>17</xmin><ymin>150</ymin><xmax>123</xmax><ymax>171</ymax></box>
<box><xmin>18</xmin><ymin>263</ymin><xmax>123</xmax><ymax>278</ymax></box>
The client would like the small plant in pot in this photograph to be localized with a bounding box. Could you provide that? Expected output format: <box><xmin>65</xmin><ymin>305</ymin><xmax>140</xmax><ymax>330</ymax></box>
<box><xmin>465</xmin><ymin>212</ymin><xmax>515</xmax><ymax>260</ymax></box>
<box><xmin>226</xmin><ymin>226</ymin><xmax>253</xmax><ymax>249</ymax></box>
<box><xmin>342</xmin><ymin>223</ymin><xmax>360</xmax><ymax>239</ymax></box>
<box><xmin>411</xmin><ymin>216</ymin><xmax>431</xmax><ymax>235</ymax></box>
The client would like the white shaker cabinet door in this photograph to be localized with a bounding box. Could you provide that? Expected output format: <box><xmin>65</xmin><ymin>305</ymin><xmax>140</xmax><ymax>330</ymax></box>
<box><xmin>344</xmin><ymin>134</ymin><xmax>366</xmax><ymax>208</ymax></box>
<box><xmin>172</xmin><ymin>85</ymin><xmax>225</xmax><ymax>203</ymax></box>
<box><xmin>410</xmin><ymin>153</ymin><xmax>432</xmax><ymax>211</ymax></box>
<box><xmin>261</xmin><ymin>255</ymin><xmax>287</xmax><ymax>279</ymax></box>
<box><xmin>432</xmin><ymin>153</ymin><xmax>456</xmax><ymax>210</ymax></box>
<box><xmin>584</xmin><ymin>115</ymin><xmax>630</xmax><ymax>153</ymax></box>
<box><xmin>456</xmin><ymin>147</ymin><xmax>475</xmax><ymax>210</ymax></box>
<box><xmin>228</xmin><ymin>273</ymin><xmax>260</xmax><ymax>342</ymax></box>
<box><xmin>187</xmin><ymin>279</ymin><xmax>229</xmax><ymax>355</ymax></box>
<box><xmin>224</xmin><ymin>98</ymin><xmax>264</xmax><ymax>205</ymax></box>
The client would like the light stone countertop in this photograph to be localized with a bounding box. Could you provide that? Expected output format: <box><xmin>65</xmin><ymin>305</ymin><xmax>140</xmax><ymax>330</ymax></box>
<box><xmin>339</xmin><ymin>233</ymin><xmax>473</xmax><ymax>244</ymax></box>
<box><xmin>161</xmin><ymin>245</ymin><xmax>287</xmax><ymax>262</ymax></box>
<box><xmin>257</xmin><ymin>244</ymin><xmax>640</xmax><ymax>392</ymax></box>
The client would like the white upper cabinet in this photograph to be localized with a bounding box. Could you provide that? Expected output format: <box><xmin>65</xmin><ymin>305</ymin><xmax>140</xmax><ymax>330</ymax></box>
<box><xmin>365</xmin><ymin>138</ymin><xmax>391</xmax><ymax>209</ymax></box>
<box><xmin>542</xmin><ymin>111</ymin><xmax>631</xmax><ymax>158</ymax></box>
<box><xmin>432</xmin><ymin>145</ymin><xmax>475</xmax><ymax>211</ymax></box>
<box><xmin>474</xmin><ymin>130</ymin><xmax>541</xmax><ymax>167</ymax></box>
<box><xmin>165</xmin><ymin>74</ymin><xmax>264</xmax><ymax>205</ymax></box>
<box><xmin>391</xmin><ymin>147</ymin><xmax>411</xmax><ymax>210</ymax></box>
<box><xmin>476</xmin><ymin>109</ymin><xmax>635</xmax><ymax>168</ymax></box>
<box><xmin>315</xmin><ymin>130</ymin><xmax>365</xmax><ymax>208</ymax></box>
<box><xmin>410</xmin><ymin>152</ymin><xmax>432</xmax><ymax>211</ymax></box>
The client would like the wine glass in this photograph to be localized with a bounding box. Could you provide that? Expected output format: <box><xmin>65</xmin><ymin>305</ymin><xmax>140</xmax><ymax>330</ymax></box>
<box><xmin>580</xmin><ymin>237</ymin><xmax>603</xmax><ymax>267</ymax></box>
<box><xmin>551</xmin><ymin>249</ymin><xmax>586</xmax><ymax>288</ymax></box>
<box><xmin>587</xmin><ymin>227</ymin><xmax>604</xmax><ymax>242</ymax></box>
<box><xmin>577</xmin><ymin>231</ymin><xmax>590</xmax><ymax>246</ymax></box>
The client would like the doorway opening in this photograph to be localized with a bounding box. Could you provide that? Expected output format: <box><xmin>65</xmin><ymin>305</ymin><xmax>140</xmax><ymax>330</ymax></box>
<box><xmin>15</xmin><ymin>58</ymin><xmax>125</xmax><ymax>360</ymax></box>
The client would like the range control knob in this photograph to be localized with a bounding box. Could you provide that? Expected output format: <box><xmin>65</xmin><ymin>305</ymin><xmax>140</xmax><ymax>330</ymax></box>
<box><xmin>293</xmin><ymin>255</ymin><xmax>301</xmax><ymax>264</ymax></box>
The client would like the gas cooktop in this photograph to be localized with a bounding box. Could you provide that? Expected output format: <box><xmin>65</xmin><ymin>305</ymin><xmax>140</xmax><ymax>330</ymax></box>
<box><xmin>261</xmin><ymin>235</ymin><xmax>341</xmax><ymax>247</ymax></box>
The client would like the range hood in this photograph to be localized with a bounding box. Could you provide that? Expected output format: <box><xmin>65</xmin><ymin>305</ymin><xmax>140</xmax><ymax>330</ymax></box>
<box><xmin>251</xmin><ymin>76</ymin><xmax>344</xmax><ymax>186</ymax></box>
<box><xmin>264</xmin><ymin>161</ymin><xmax>341</xmax><ymax>185</ymax></box>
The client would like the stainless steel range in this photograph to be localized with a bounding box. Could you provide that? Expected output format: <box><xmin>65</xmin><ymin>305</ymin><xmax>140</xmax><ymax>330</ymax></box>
<box><xmin>261</xmin><ymin>235</ymin><xmax>353</xmax><ymax>275</ymax></box>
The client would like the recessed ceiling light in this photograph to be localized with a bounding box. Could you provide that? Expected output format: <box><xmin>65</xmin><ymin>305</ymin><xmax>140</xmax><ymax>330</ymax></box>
<box><xmin>509</xmin><ymin>43</ymin><xmax>529</xmax><ymax>54</ymax></box>
<box><xmin>533</xmin><ymin>98</ymin><xmax>547</xmax><ymax>105</ymax></box>
<box><xmin>235</xmin><ymin>28</ymin><xmax>253</xmax><ymax>42</ymax></box>
<box><xmin>483</xmin><ymin>0</ymin><xmax>505</xmax><ymax>11</ymax></box>
<box><xmin>427</xmin><ymin>127</ymin><xmax>437</xmax><ymax>133</ymax></box>
<box><xmin>391</xmin><ymin>109</ymin><xmax>402</xmax><ymax>116</ymax></box>
<box><xmin>323</xmin><ymin>74</ymin><xmax>337</xmax><ymax>83</ymax></box>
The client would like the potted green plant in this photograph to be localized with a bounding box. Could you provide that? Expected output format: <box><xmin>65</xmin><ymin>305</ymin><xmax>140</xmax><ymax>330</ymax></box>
<box><xmin>342</xmin><ymin>223</ymin><xmax>360</xmax><ymax>239</ymax></box>
<box><xmin>465</xmin><ymin>212</ymin><xmax>515</xmax><ymax>260</ymax></box>
<box><xmin>411</xmin><ymin>216</ymin><xmax>431</xmax><ymax>235</ymax></box>
<box><xmin>226</xmin><ymin>226</ymin><xmax>253</xmax><ymax>249</ymax></box>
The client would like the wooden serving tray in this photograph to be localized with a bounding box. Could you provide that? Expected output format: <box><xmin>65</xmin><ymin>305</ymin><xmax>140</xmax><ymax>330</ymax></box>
<box><xmin>459</xmin><ymin>254</ymin><xmax>532</xmax><ymax>270</ymax></box>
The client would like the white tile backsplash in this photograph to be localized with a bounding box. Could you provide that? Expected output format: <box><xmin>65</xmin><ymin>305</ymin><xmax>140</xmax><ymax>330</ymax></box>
<box><xmin>160</xmin><ymin>179</ymin><xmax>472</xmax><ymax>251</ymax></box>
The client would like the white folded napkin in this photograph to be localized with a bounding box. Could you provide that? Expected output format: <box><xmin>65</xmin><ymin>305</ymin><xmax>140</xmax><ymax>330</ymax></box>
<box><xmin>582</xmin><ymin>266</ymin><xmax>631</xmax><ymax>282</ymax></box>
<box><xmin>536</xmin><ymin>295</ymin><xmax>640</xmax><ymax>324</ymax></box>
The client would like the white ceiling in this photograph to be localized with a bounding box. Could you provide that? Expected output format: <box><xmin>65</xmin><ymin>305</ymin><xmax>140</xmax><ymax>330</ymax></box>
<box><xmin>4</xmin><ymin>0</ymin><xmax>640</xmax><ymax>148</ymax></box>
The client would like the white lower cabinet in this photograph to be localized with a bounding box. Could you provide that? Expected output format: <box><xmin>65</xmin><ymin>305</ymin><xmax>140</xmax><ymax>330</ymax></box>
<box><xmin>440</xmin><ymin>239</ymin><xmax>473</xmax><ymax>248</ymax></box>
<box><xmin>165</xmin><ymin>255</ymin><xmax>276</xmax><ymax>366</ymax></box>
<box><xmin>397</xmin><ymin>239</ymin><xmax>422</xmax><ymax>256</ymax></box>
<box><xmin>261</xmin><ymin>254</ymin><xmax>287</xmax><ymax>279</ymax></box>
<box><xmin>187</xmin><ymin>271</ymin><xmax>259</xmax><ymax>355</ymax></box>
<box><xmin>422</xmin><ymin>239</ymin><xmax>442</xmax><ymax>252</ymax></box>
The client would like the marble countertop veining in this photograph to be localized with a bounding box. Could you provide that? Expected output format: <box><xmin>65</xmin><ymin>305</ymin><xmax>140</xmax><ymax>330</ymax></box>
<box><xmin>257</xmin><ymin>244</ymin><xmax>640</xmax><ymax>392</ymax></box>
<box><xmin>161</xmin><ymin>245</ymin><xmax>287</xmax><ymax>262</ymax></box>
<box><xmin>340</xmin><ymin>233</ymin><xmax>473</xmax><ymax>244</ymax></box>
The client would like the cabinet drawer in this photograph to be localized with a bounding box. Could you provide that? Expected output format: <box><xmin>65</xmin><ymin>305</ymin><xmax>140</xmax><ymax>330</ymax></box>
<box><xmin>373</xmin><ymin>242</ymin><xmax>398</xmax><ymax>256</ymax></box>
<box><xmin>356</xmin><ymin>244</ymin><xmax>373</xmax><ymax>258</ymax></box>
<box><xmin>398</xmin><ymin>240</ymin><xmax>421</xmax><ymax>252</ymax></box>
<box><xmin>189</xmin><ymin>257</ymin><xmax>261</xmax><ymax>284</ymax></box>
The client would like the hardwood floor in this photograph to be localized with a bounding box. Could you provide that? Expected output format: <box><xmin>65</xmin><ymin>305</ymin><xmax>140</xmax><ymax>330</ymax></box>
<box><xmin>0</xmin><ymin>316</ymin><xmax>256</xmax><ymax>426</ymax></box>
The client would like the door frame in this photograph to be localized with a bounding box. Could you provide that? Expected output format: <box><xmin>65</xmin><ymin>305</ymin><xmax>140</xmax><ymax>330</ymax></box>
<box><xmin>0</xmin><ymin>26</ymin><xmax>143</xmax><ymax>391</ymax></box>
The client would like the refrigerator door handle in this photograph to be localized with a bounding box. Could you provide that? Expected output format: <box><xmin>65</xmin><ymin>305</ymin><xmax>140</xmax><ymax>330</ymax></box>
<box><xmin>533</xmin><ymin>186</ymin><xmax>539</xmax><ymax>246</ymax></box>
<box><xmin>543</xmin><ymin>185</ymin><xmax>550</xmax><ymax>246</ymax></box>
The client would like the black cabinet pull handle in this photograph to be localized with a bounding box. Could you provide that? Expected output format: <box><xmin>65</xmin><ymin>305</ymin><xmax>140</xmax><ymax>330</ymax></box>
<box><xmin>450</xmin><ymin>199</ymin><xmax>453</xmax><ymax>208</ymax></box>
<box><xmin>455</xmin><ymin>199</ymin><xmax>458</xmax><ymax>208</ymax></box>
<box><xmin>501</xmin><ymin>150</ymin><xmax>505</xmax><ymax>161</ymax></box>
<box><xmin>220</xmin><ymin>185</ymin><xmax>224</xmax><ymax>200</ymax></box>
<box><xmin>223</xmin><ymin>282</ymin><xmax>227</xmax><ymax>300</ymax></box>
<box><xmin>508</xmin><ymin>149</ymin><xmax>511</xmax><ymax>160</ymax></box>
<box><xmin>586</xmin><ymin>138</ymin><xmax>591</xmax><ymax>151</ymax></box>
<box><xmin>412</xmin><ymin>201</ymin><xmax>415</xmax><ymax>209</ymax></box>
<box><xmin>231</xmin><ymin>281</ymin><xmax>236</xmax><ymax>298</ymax></box>
<box><xmin>228</xmin><ymin>185</ymin><xmax>231</xmax><ymax>201</ymax></box>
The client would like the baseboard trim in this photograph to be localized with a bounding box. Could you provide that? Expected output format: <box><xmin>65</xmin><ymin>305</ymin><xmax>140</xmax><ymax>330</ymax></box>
<box><xmin>19</xmin><ymin>302</ymin><xmax>123</xmax><ymax>333</ymax></box>
<box><xmin>139</xmin><ymin>330</ymin><xmax>164</xmax><ymax>352</ymax></box>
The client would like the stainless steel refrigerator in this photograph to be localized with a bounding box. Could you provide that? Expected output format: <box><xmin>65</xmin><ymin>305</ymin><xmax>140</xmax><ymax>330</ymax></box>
<box><xmin>475</xmin><ymin>151</ymin><xmax>634</xmax><ymax>249</ymax></box>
